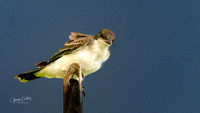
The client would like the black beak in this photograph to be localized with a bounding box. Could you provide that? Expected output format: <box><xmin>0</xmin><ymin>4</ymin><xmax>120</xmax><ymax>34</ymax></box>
<box><xmin>105</xmin><ymin>38</ymin><xmax>112</xmax><ymax>45</ymax></box>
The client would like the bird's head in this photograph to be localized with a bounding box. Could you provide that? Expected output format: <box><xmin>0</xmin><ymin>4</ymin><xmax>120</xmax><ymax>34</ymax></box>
<box><xmin>95</xmin><ymin>29</ymin><xmax>115</xmax><ymax>45</ymax></box>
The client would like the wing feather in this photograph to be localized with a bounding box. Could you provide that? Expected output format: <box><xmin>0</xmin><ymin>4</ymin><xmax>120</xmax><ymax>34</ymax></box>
<box><xmin>35</xmin><ymin>36</ymin><xmax>94</xmax><ymax>67</ymax></box>
<box><xmin>49</xmin><ymin>37</ymin><xmax>93</xmax><ymax>63</ymax></box>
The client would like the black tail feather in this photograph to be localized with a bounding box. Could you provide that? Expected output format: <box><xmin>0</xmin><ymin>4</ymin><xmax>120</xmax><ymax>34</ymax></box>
<box><xmin>15</xmin><ymin>68</ymin><xmax>41</xmax><ymax>82</ymax></box>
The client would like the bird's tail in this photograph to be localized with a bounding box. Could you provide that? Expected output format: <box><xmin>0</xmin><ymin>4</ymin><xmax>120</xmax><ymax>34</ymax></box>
<box><xmin>14</xmin><ymin>68</ymin><xmax>42</xmax><ymax>82</ymax></box>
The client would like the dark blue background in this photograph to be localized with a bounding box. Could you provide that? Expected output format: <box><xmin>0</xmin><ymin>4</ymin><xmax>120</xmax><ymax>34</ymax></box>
<box><xmin>1</xmin><ymin>0</ymin><xmax>200</xmax><ymax>113</ymax></box>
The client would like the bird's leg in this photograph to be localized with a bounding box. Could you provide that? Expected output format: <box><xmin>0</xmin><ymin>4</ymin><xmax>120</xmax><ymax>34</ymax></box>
<box><xmin>80</xmin><ymin>73</ymin><xmax>85</xmax><ymax>98</ymax></box>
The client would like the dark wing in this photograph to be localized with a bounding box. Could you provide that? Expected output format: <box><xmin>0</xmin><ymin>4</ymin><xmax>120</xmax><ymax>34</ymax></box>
<box><xmin>35</xmin><ymin>61</ymin><xmax>48</xmax><ymax>67</ymax></box>
<box><xmin>36</xmin><ymin>36</ymin><xmax>94</xmax><ymax>67</ymax></box>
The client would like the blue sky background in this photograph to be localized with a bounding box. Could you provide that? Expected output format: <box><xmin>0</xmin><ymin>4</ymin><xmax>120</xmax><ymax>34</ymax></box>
<box><xmin>1</xmin><ymin>0</ymin><xmax>200</xmax><ymax>113</ymax></box>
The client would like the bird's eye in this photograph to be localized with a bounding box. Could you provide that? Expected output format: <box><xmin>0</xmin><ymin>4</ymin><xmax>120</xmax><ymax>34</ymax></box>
<box><xmin>96</xmin><ymin>32</ymin><xmax>104</xmax><ymax>39</ymax></box>
<box><xmin>98</xmin><ymin>32</ymin><xmax>103</xmax><ymax>37</ymax></box>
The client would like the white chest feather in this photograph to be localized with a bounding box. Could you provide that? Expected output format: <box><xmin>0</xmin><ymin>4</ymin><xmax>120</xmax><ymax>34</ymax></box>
<box><xmin>36</xmin><ymin>39</ymin><xmax>110</xmax><ymax>78</ymax></box>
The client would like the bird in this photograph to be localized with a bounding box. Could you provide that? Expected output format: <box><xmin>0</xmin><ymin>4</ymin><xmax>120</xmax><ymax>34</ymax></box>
<box><xmin>14</xmin><ymin>29</ymin><xmax>115</xmax><ymax>82</ymax></box>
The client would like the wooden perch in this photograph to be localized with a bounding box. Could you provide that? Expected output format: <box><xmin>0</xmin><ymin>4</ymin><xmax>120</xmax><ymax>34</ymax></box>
<box><xmin>63</xmin><ymin>63</ymin><xmax>83</xmax><ymax>113</ymax></box>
